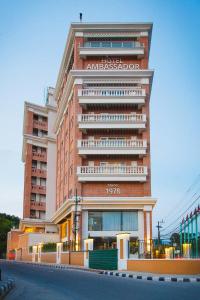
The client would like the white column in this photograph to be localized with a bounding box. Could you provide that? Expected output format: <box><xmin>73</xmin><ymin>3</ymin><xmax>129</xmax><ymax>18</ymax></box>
<box><xmin>56</xmin><ymin>243</ymin><xmax>63</xmax><ymax>264</ymax></box>
<box><xmin>143</xmin><ymin>205</ymin><xmax>152</xmax><ymax>256</ymax></box>
<box><xmin>116</xmin><ymin>233</ymin><xmax>130</xmax><ymax>270</ymax></box>
<box><xmin>32</xmin><ymin>245</ymin><xmax>37</xmax><ymax>262</ymax></box>
<box><xmin>84</xmin><ymin>239</ymin><xmax>93</xmax><ymax>268</ymax></box>
<box><xmin>38</xmin><ymin>244</ymin><xmax>42</xmax><ymax>263</ymax></box>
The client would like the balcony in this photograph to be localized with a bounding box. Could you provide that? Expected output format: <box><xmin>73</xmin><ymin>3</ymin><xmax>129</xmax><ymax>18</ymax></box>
<box><xmin>78</xmin><ymin>88</ymin><xmax>145</xmax><ymax>106</ymax></box>
<box><xmin>31</xmin><ymin>168</ymin><xmax>47</xmax><ymax>178</ymax></box>
<box><xmin>31</xmin><ymin>185</ymin><xmax>46</xmax><ymax>194</ymax></box>
<box><xmin>33</xmin><ymin>120</ymin><xmax>48</xmax><ymax>131</ymax></box>
<box><xmin>30</xmin><ymin>201</ymin><xmax>46</xmax><ymax>211</ymax></box>
<box><xmin>32</xmin><ymin>152</ymin><xmax>47</xmax><ymax>161</ymax></box>
<box><xmin>79</xmin><ymin>41</ymin><xmax>144</xmax><ymax>57</ymax></box>
<box><xmin>77</xmin><ymin>139</ymin><xmax>147</xmax><ymax>155</ymax></box>
<box><xmin>78</xmin><ymin>113</ymin><xmax>146</xmax><ymax>130</ymax></box>
<box><xmin>77</xmin><ymin>165</ymin><xmax>147</xmax><ymax>182</ymax></box>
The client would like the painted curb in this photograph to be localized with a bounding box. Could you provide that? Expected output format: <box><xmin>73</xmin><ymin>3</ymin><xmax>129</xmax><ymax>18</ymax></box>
<box><xmin>0</xmin><ymin>279</ymin><xmax>15</xmax><ymax>299</ymax></box>
<box><xmin>100</xmin><ymin>271</ymin><xmax>200</xmax><ymax>283</ymax></box>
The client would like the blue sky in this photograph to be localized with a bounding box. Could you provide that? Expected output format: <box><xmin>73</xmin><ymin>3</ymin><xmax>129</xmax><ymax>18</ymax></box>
<box><xmin>0</xmin><ymin>0</ymin><xmax>200</xmax><ymax>235</ymax></box>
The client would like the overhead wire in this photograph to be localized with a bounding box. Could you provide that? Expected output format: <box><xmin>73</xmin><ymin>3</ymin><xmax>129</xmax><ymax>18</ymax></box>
<box><xmin>160</xmin><ymin>194</ymin><xmax>200</xmax><ymax>237</ymax></box>
<box><xmin>162</xmin><ymin>174</ymin><xmax>200</xmax><ymax>224</ymax></box>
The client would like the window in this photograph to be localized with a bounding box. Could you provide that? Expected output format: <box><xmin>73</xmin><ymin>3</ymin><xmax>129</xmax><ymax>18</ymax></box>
<box><xmin>40</xmin><ymin>162</ymin><xmax>47</xmax><ymax>170</ymax></box>
<box><xmin>103</xmin><ymin>212</ymin><xmax>121</xmax><ymax>231</ymax></box>
<box><xmin>31</xmin><ymin>177</ymin><xmax>37</xmax><ymax>185</ymax></box>
<box><xmin>88</xmin><ymin>212</ymin><xmax>102</xmax><ymax>231</ymax></box>
<box><xmin>122</xmin><ymin>212</ymin><xmax>138</xmax><ymax>231</ymax></box>
<box><xmin>31</xmin><ymin>193</ymin><xmax>36</xmax><ymax>201</ymax></box>
<box><xmin>32</xmin><ymin>161</ymin><xmax>37</xmax><ymax>169</ymax></box>
<box><xmin>39</xmin><ymin>194</ymin><xmax>46</xmax><ymax>202</ymax></box>
<box><xmin>40</xmin><ymin>178</ymin><xmax>46</xmax><ymax>187</ymax></box>
<box><xmin>88</xmin><ymin>211</ymin><xmax>138</xmax><ymax>231</ymax></box>
<box><xmin>33</xmin><ymin>129</ymin><xmax>38</xmax><ymax>136</ymax></box>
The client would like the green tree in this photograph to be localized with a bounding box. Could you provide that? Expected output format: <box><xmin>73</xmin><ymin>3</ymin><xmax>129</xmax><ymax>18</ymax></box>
<box><xmin>170</xmin><ymin>232</ymin><xmax>180</xmax><ymax>245</ymax></box>
<box><xmin>0</xmin><ymin>213</ymin><xmax>20</xmax><ymax>258</ymax></box>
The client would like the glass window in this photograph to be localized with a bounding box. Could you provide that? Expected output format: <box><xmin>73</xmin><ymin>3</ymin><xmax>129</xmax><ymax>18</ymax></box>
<box><xmin>101</xmin><ymin>42</ymin><xmax>111</xmax><ymax>48</ymax></box>
<box><xmin>88</xmin><ymin>212</ymin><xmax>102</xmax><ymax>231</ymax></box>
<box><xmin>103</xmin><ymin>212</ymin><xmax>121</xmax><ymax>231</ymax></box>
<box><xmin>123</xmin><ymin>41</ymin><xmax>133</xmax><ymax>48</ymax></box>
<box><xmin>112</xmin><ymin>42</ymin><xmax>122</xmax><ymax>48</ymax></box>
<box><xmin>91</xmin><ymin>41</ymin><xmax>100</xmax><ymax>48</ymax></box>
<box><xmin>122</xmin><ymin>212</ymin><xmax>138</xmax><ymax>231</ymax></box>
<box><xmin>88</xmin><ymin>211</ymin><xmax>138</xmax><ymax>231</ymax></box>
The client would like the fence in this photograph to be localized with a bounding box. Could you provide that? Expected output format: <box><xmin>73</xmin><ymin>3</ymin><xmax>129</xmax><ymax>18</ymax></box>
<box><xmin>128</xmin><ymin>238</ymin><xmax>200</xmax><ymax>259</ymax></box>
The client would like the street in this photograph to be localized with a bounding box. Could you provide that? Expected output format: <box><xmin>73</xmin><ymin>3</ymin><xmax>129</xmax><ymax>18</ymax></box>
<box><xmin>1</xmin><ymin>261</ymin><xmax>200</xmax><ymax>300</ymax></box>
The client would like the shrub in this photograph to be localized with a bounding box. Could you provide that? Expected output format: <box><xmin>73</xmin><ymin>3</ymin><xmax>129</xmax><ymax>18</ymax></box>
<box><xmin>42</xmin><ymin>243</ymin><xmax>57</xmax><ymax>252</ymax></box>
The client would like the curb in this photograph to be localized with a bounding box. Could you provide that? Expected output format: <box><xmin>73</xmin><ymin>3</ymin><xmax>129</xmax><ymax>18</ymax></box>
<box><xmin>2</xmin><ymin>260</ymin><xmax>98</xmax><ymax>273</ymax></box>
<box><xmin>0</xmin><ymin>279</ymin><xmax>15</xmax><ymax>299</ymax></box>
<box><xmin>99</xmin><ymin>271</ymin><xmax>200</xmax><ymax>283</ymax></box>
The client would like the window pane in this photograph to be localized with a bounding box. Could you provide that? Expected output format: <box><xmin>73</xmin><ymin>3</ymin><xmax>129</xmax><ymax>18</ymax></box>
<box><xmin>91</xmin><ymin>41</ymin><xmax>100</xmax><ymax>48</ymax></box>
<box><xmin>103</xmin><ymin>212</ymin><xmax>121</xmax><ymax>230</ymax></box>
<box><xmin>123</xmin><ymin>41</ymin><xmax>133</xmax><ymax>48</ymax></box>
<box><xmin>101</xmin><ymin>42</ymin><xmax>111</xmax><ymax>48</ymax></box>
<box><xmin>112</xmin><ymin>42</ymin><xmax>122</xmax><ymax>48</ymax></box>
<box><xmin>122</xmin><ymin>212</ymin><xmax>138</xmax><ymax>231</ymax></box>
<box><xmin>88</xmin><ymin>212</ymin><xmax>102</xmax><ymax>231</ymax></box>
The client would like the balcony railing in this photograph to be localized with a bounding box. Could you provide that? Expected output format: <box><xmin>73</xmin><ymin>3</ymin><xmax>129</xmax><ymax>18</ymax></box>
<box><xmin>31</xmin><ymin>168</ymin><xmax>47</xmax><ymax>177</ymax></box>
<box><xmin>83</xmin><ymin>41</ymin><xmax>144</xmax><ymax>49</ymax></box>
<box><xmin>77</xmin><ymin>165</ymin><xmax>147</xmax><ymax>182</ymax></box>
<box><xmin>78</xmin><ymin>165</ymin><xmax>147</xmax><ymax>175</ymax></box>
<box><xmin>31</xmin><ymin>185</ymin><xmax>46</xmax><ymax>193</ymax></box>
<box><xmin>78</xmin><ymin>113</ymin><xmax>146</xmax><ymax>123</ymax></box>
<box><xmin>78</xmin><ymin>139</ymin><xmax>147</xmax><ymax>149</ymax></box>
<box><xmin>78</xmin><ymin>88</ymin><xmax>145</xmax><ymax>97</ymax></box>
<box><xmin>30</xmin><ymin>201</ymin><xmax>46</xmax><ymax>210</ymax></box>
<box><xmin>32</xmin><ymin>152</ymin><xmax>47</xmax><ymax>161</ymax></box>
<box><xmin>33</xmin><ymin>120</ymin><xmax>48</xmax><ymax>131</ymax></box>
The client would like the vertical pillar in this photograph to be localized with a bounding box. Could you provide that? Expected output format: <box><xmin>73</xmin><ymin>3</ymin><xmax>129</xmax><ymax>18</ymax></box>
<box><xmin>32</xmin><ymin>245</ymin><xmax>37</xmax><ymax>262</ymax></box>
<box><xmin>180</xmin><ymin>223</ymin><xmax>182</xmax><ymax>256</ymax></box>
<box><xmin>188</xmin><ymin>219</ymin><xmax>190</xmax><ymax>243</ymax></box>
<box><xmin>56</xmin><ymin>242</ymin><xmax>63</xmax><ymax>264</ymax></box>
<box><xmin>195</xmin><ymin>213</ymin><xmax>198</xmax><ymax>258</ymax></box>
<box><xmin>143</xmin><ymin>206</ymin><xmax>152</xmax><ymax>257</ymax></box>
<box><xmin>84</xmin><ymin>239</ymin><xmax>93</xmax><ymax>268</ymax></box>
<box><xmin>183</xmin><ymin>221</ymin><xmax>186</xmax><ymax>243</ymax></box>
<box><xmin>38</xmin><ymin>244</ymin><xmax>42</xmax><ymax>263</ymax></box>
<box><xmin>116</xmin><ymin>233</ymin><xmax>130</xmax><ymax>270</ymax></box>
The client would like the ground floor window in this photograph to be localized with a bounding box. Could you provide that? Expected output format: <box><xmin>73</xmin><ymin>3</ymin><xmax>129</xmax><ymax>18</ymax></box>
<box><xmin>88</xmin><ymin>211</ymin><xmax>138</xmax><ymax>231</ymax></box>
<box><xmin>93</xmin><ymin>237</ymin><xmax>117</xmax><ymax>250</ymax></box>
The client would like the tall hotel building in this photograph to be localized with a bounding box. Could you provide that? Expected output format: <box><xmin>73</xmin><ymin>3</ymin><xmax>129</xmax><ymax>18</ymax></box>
<box><xmin>52</xmin><ymin>23</ymin><xmax>156</xmax><ymax>249</ymax></box>
<box><xmin>7</xmin><ymin>23</ymin><xmax>156</xmax><ymax>255</ymax></box>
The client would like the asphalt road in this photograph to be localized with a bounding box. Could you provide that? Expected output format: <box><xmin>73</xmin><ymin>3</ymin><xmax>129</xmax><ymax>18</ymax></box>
<box><xmin>1</xmin><ymin>261</ymin><xmax>200</xmax><ymax>300</ymax></box>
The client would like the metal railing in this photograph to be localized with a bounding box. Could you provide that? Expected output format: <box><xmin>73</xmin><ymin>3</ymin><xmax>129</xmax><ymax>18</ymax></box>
<box><xmin>78</xmin><ymin>88</ymin><xmax>145</xmax><ymax>97</ymax></box>
<box><xmin>83</xmin><ymin>41</ymin><xmax>144</xmax><ymax>49</ymax></box>
<box><xmin>77</xmin><ymin>139</ymin><xmax>147</xmax><ymax>148</ymax></box>
<box><xmin>78</xmin><ymin>113</ymin><xmax>146</xmax><ymax>123</ymax></box>
<box><xmin>77</xmin><ymin>165</ymin><xmax>147</xmax><ymax>175</ymax></box>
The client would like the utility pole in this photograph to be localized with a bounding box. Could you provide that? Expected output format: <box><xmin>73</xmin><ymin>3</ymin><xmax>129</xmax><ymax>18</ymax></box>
<box><xmin>73</xmin><ymin>189</ymin><xmax>80</xmax><ymax>251</ymax></box>
<box><xmin>156</xmin><ymin>220</ymin><xmax>163</xmax><ymax>247</ymax></box>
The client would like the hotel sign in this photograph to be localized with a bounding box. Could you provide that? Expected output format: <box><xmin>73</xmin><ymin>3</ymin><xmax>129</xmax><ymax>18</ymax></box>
<box><xmin>86</xmin><ymin>58</ymin><xmax>140</xmax><ymax>70</ymax></box>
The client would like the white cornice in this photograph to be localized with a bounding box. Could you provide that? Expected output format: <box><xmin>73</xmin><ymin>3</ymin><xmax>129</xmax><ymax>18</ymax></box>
<box><xmin>51</xmin><ymin>196</ymin><xmax>157</xmax><ymax>224</ymax></box>
<box><xmin>71</xmin><ymin>69</ymin><xmax>154</xmax><ymax>78</ymax></box>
